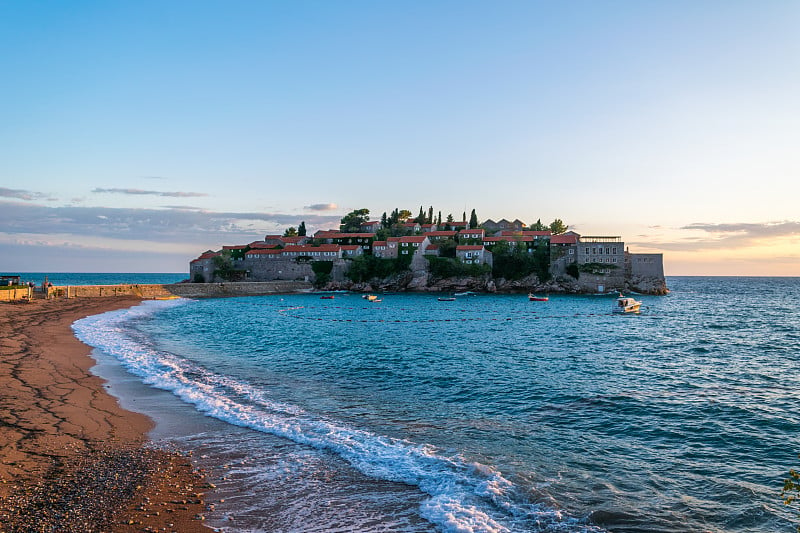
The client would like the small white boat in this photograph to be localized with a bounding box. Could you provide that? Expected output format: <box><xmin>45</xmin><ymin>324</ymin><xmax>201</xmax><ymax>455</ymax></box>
<box><xmin>613</xmin><ymin>293</ymin><xmax>642</xmax><ymax>314</ymax></box>
<box><xmin>454</xmin><ymin>291</ymin><xmax>475</xmax><ymax>297</ymax></box>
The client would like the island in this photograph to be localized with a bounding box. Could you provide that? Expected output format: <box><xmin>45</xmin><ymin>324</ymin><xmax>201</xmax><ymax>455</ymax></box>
<box><xmin>189</xmin><ymin>209</ymin><xmax>667</xmax><ymax>295</ymax></box>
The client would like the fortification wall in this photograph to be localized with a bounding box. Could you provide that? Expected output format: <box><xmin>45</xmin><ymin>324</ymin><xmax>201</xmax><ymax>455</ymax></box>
<box><xmin>238</xmin><ymin>259</ymin><xmax>315</xmax><ymax>282</ymax></box>
<box><xmin>629</xmin><ymin>253</ymin><xmax>664</xmax><ymax>278</ymax></box>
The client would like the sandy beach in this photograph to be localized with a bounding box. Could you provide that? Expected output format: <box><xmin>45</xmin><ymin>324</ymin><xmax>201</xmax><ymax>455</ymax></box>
<box><xmin>0</xmin><ymin>297</ymin><xmax>211</xmax><ymax>532</ymax></box>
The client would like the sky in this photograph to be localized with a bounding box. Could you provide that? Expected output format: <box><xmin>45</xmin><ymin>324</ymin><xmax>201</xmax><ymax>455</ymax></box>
<box><xmin>1</xmin><ymin>1</ymin><xmax>798</xmax><ymax>275</ymax></box>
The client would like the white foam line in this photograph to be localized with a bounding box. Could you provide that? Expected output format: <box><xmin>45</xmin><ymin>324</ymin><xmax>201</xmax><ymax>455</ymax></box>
<box><xmin>73</xmin><ymin>301</ymin><xmax>602</xmax><ymax>533</ymax></box>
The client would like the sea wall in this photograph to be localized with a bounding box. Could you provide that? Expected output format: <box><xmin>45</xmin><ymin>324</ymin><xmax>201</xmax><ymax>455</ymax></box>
<box><xmin>0</xmin><ymin>287</ymin><xmax>34</xmax><ymax>302</ymax></box>
<box><xmin>40</xmin><ymin>281</ymin><xmax>312</xmax><ymax>300</ymax></box>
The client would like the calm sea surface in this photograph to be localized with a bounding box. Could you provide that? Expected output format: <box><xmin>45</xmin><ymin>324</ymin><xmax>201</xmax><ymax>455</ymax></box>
<box><xmin>13</xmin><ymin>272</ymin><xmax>187</xmax><ymax>285</ymax></box>
<box><xmin>73</xmin><ymin>277</ymin><xmax>800</xmax><ymax>532</ymax></box>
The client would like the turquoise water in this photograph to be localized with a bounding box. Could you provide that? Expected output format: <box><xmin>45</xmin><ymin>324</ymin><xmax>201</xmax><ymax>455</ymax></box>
<box><xmin>73</xmin><ymin>277</ymin><xmax>800</xmax><ymax>532</ymax></box>
<box><xmin>12</xmin><ymin>272</ymin><xmax>187</xmax><ymax>285</ymax></box>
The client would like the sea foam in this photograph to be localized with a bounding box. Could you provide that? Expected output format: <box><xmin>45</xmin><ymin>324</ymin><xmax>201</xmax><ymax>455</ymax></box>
<box><xmin>73</xmin><ymin>300</ymin><xmax>602</xmax><ymax>532</ymax></box>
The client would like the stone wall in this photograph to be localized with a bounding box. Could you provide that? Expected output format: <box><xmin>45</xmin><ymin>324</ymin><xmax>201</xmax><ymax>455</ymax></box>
<box><xmin>39</xmin><ymin>281</ymin><xmax>312</xmax><ymax>300</ymax></box>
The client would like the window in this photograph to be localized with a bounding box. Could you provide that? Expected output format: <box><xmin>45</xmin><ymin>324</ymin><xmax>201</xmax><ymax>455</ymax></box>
<box><xmin>569</xmin><ymin>248</ymin><xmax>574</xmax><ymax>254</ymax></box>
<box><xmin>612</xmin><ymin>247</ymin><xmax>617</xmax><ymax>254</ymax></box>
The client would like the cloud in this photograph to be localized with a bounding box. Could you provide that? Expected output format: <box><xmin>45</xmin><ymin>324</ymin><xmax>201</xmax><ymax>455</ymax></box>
<box><xmin>0</xmin><ymin>187</ymin><xmax>55</xmax><ymax>201</ymax></box>
<box><xmin>305</xmin><ymin>203</ymin><xmax>339</xmax><ymax>211</ymax></box>
<box><xmin>92</xmin><ymin>187</ymin><xmax>208</xmax><ymax>198</ymax></box>
<box><xmin>0</xmin><ymin>200</ymin><xmax>340</xmax><ymax>246</ymax></box>
<box><xmin>681</xmin><ymin>221</ymin><xmax>800</xmax><ymax>238</ymax></box>
<box><xmin>629</xmin><ymin>220</ymin><xmax>800</xmax><ymax>252</ymax></box>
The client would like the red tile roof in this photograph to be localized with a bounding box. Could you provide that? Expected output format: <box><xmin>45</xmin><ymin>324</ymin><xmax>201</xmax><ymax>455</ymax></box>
<box><xmin>190</xmin><ymin>251</ymin><xmax>221</xmax><ymax>262</ymax></box>
<box><xmin>282</xmin><ymin>245</ymin><xmax>341</xmax><ymax>253</ymax></box>
<box><xmin>246</xmin><ymin>249</ymin><xmax>282</xmax><ymax>255</ymax></box>
<box><xmin>372</xmin><ymin>241</ymin><xmax>387</xmax><ymax>247</ymax></box>
<box><xmin>323</xmin><ymin>232</ymin><xmax>376</xmax><ymax>239</ymax></box>
<box><xmin>426</xmin><ymin>231</ymin><xmax>457</xmax><ymax>237</ymax></box>
<box><xmin>459</xmin><ymin>229</ymin><xmax>485</xmax><ymax>236</ymax></box>
<box><xmin>550</xmin><ymin>234</ymin><xmax>578</xmax><ymax>244</ymax></box>
<box><xmin>340</xmin><ymin>245</ymin><xmax>360</xmax><ymax>250</ymax></box>
<box><xmin>499</xmin><ymin>230</ymin><xmax>551</xmax><ymax>236</ymax></box>
<box><xmin>399</xmin><ymin>236</ymin><xmax>427</xmax><ymax>243</ymax></box>
<box><xmin>222</xmin><ymin>245</ymin><xmax>248</xmax><ymax>250</ymax></box>
<box><xmin>457</xmin><ymin>245</ymin><xmax>485</xmax><ymax>251</ymax></box>
<box><xmin>483</xmin><ymin>235</ymin><xmax>534</xmax><ymax>243</ymax></box>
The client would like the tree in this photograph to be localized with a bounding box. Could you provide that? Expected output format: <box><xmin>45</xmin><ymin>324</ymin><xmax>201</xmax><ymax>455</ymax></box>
<box><xmin>340</xmin><ymin>208</ymin><xmax>370</xmax><ymax>232</ymax></box>
<box><xmin>462</xmin><ymin>211</ymin><xmax>467</xmax><ymax>222</ymax></box>
<box><xmin>283</xmin><ymin>227</ymin><xmax>298</xmax><ymax>237</ymax></box>
<box><xmin>437</xmin><ymin>211</ymin><xmax>442</xmax><ymax>226</ymax></box>
<box><xmin>398</xmin><ymin>209</ymin><xmax>412</xmax><ymax>221</ymax></box>
<box><xmin>427</xmin><ymin>206</ymin><xmax>434</xmax><ymax>224</ymax></box>
<box><xmin>530</xmin><ymin>219</ymin><xmax>546</xmax><ymax>231</ymax></box>
<box><xmin>469</xmin><ymin>209</ymin><xmax>479</xmax><ymax>229</ymax></box>
<box><xmin>297</xmin><ymin>221</ymin><xmax>306</xmax><ymax>236</ymax></box>
<box><xmin>415</xmin><ymin>206</ymin><xmax>426</xmax><ymax>224</ymax></box>
<box><xmin>549</xmin><ymin>219</ymin><xmax>568</xmax><ymax>235</ymax></box>
<box><xmin>446</xmin><ymin>213</ymin><xmax>454</xmax><ymax>223</ymax></box>
<box><xmin>381</xmin><ymin>212</ymin><xmax>388</xmax><ymax>228</ymax></box>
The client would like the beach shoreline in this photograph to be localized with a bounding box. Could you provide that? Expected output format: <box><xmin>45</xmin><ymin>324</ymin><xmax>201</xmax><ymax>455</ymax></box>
<box><xmin>0</xmin><ymin>297</ymin><xmax>211</xmax><ymax>532</ymax></box>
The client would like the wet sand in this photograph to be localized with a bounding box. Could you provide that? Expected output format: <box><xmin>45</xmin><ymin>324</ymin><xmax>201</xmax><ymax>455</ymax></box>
<box><xmin>0</xmin><ymin>297</ymin><xmax>211</xmax><ymax>532</ymax></box>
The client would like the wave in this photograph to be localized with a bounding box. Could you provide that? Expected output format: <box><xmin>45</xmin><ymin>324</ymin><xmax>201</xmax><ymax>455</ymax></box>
<box><xmin>73</xmin><ymin>300</ymin><xmax>603</xmax><ymax>533</ymax></box>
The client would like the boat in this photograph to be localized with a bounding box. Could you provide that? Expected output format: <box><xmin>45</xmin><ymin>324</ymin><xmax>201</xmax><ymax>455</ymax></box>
<box><xmin>438</xmin><ymin>297</ymin><xmax>456</xmax><ymax>301</ymax></box>
<box><xmin>613</xmin><ymin>293</ymin><xmax>642</xmax><ymax>314</ymax></box>
<box><xmin>320</xmin><ymin>295</ymin><xmax>335</xmax><ymax>299</ymax></box>
<box><xmin>528</xmin><ymin>293</ymin><xmax>549</xmax><ymax>301</ymax></box>
<box><xmin>454</xmin><ymin>291</ymin><xmax>476</xmax><ymax>297</ymax></box>
<box><xmin>363</xmin><ymin>294</ymin><xmax>379</xmax><ymax>302</ymax></box>
<box><xmin>154</xmin><ymin>295</ymin><xmax>181</xmax><ymax>300</ymax></box>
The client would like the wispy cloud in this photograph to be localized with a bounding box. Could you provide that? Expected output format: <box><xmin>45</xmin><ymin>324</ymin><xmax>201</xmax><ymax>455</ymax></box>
<box><xmin>0</xmin><ymin>187</ymin><xmax>55</xmax><ymax>201</ymax></box>
<box><xmin>92</xmin><ymin>187</ymin><xmax>208</xmax><ymax>198</ymax></box>
<box><xmin>305</xmin><ymin>203</ymin><xmax>339</xmax><ymax>211</ymax></box>
<box><xmin>0</xmin><ymin>201</ymin><xmax>340</xmax><ymax>246</ymax></box>
<box><xmin>630</xmin><ymin>220</ymin><xmax>800</xmax><ymax>252</ymax></box>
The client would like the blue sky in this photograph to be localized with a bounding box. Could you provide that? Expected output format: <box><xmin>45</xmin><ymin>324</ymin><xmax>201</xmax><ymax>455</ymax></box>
<box><xmin>1</xmin><ymin>1</ymin><xmax>799</xmax><ymax>274</ymax></box>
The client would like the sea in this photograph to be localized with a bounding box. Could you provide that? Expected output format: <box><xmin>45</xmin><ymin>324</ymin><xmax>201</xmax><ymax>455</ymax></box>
<box><xmin>12</xmin><ymin>272</ymin><xmax>187</xmax><ymax>286</ymax></box>
<box><xmin>70</xmin><ymin>276</ymin><xmax>800</xmax><ymax>532</ymax></box>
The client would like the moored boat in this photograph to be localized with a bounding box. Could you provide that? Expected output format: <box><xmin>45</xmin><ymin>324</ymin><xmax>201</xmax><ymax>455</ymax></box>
<box><xmin>528</xmin><ymin>293</ymin><xmax>548</xmax><ymax>301</ymax></box>
<box><xmin>438</xmin><ymin>297</ymin><xmax>456</xmax><ymax>301</ymax></box>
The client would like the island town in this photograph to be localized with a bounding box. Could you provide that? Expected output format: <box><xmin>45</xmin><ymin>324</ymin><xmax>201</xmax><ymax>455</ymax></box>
<box><xmin>190</xmin><ymin>208</ymin><xmax>667</xmax><ymax>295</ymax></box>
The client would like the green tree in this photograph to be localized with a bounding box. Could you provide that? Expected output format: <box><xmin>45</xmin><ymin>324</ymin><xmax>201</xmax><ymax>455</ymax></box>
<box><xmin>566</xmin><ymin>262</ymin><xmax>580</xmax><ymax>279</ymax></box>
<box><xmin>381</xmin><ymin>212</ymin><xmax>388</xmax><ymax>228</ymax></box>
<box><xmin>284</xmin><ymin>226</ymin><xmax>298</xmax><ymax>237</ymax></box>
<box><xmin>469</xmin><ymin>209</ymin><xmax>479</xmax><ymax>228</ymax></box>
<box><xmin>415</xmin><ymin>206</ymin><xmax>426</xmax><ymax>224</ymax></box>
<box><xmin>398</xmin><ymin>209</ymin><xmax>412</xmax><ymax>221</ymax></box>
<box><xmin>437</xmin><ymin>238</ymin><xmax>458</xmax><ymax>258</ymax></box>
<box><xmin>530</xmin><ymin>219</ymin><xmax>546</xmax><ymax>231</ymax></box>
<box><xmin>549</xmin><ymin>219</ymin><xmax>568</xmax><ymax>235</ymax></box>
<box><xmin>427</xmin><ymin>206</ymin><xmax>434</xmax><ymax>224</ymax></box>
<box><xmin>297</xmin><ymin>221</ymin><xmax>307</xmax><ymax>236</ymax></box>
<box><xmin>437</xmin><ymin>211</ymin><xmax>442</xmax><ymax>226</ymax></box>
<box><xmin>212</xmin><ymin>253</ymin><xmax>235</xmax><ymax>281</ymax></box>
<box><xmin>340</xmin><ymin>208</ymin><xmax>370</xmax><ymax>232</ymax></box>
